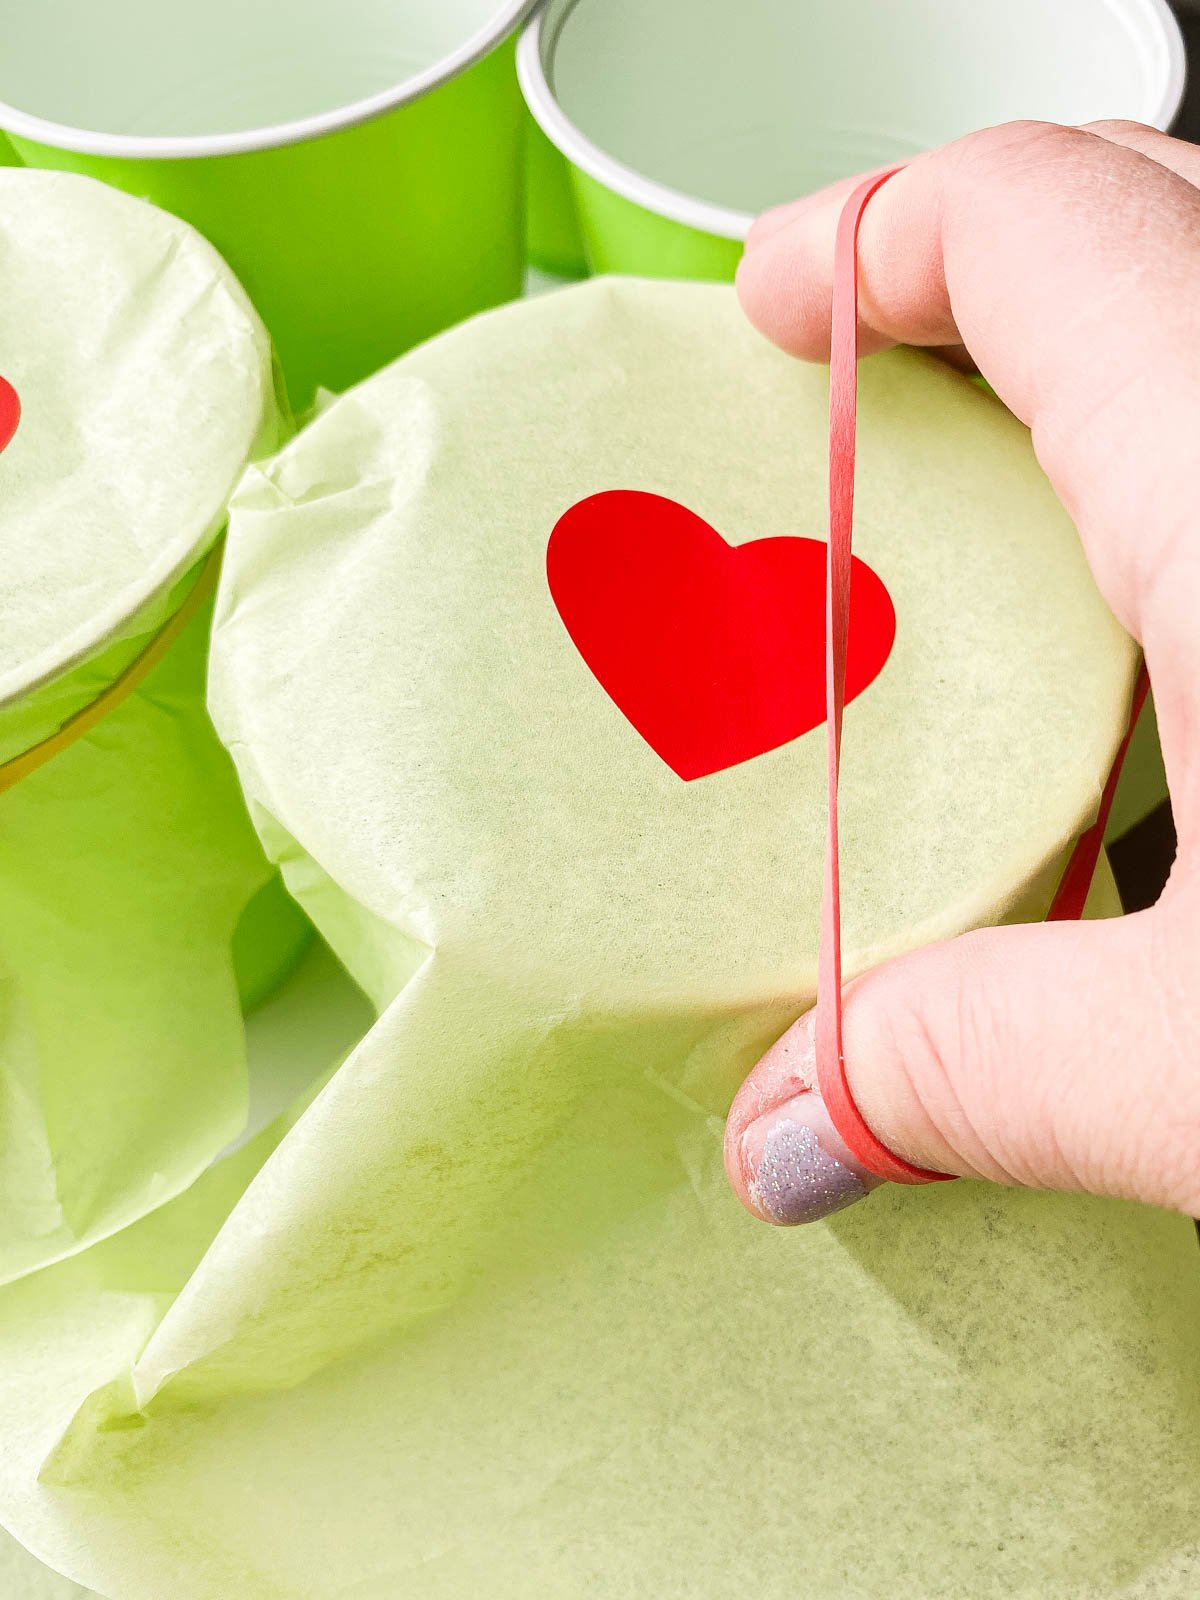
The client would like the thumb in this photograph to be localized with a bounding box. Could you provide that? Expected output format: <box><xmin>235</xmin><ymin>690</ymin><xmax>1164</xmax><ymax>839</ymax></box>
<box><xmin>724</xmin><ymin>885</ymin><xmax>1200</xmax><ymax>1224</ymax></box>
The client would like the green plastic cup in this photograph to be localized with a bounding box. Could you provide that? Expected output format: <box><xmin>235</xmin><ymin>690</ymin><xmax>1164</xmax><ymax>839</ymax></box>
<box><xmin>519</xmin><ymin>0</ymin><xmax>1186</xmax><ymax>281</ymax></box>
<box><xmin>0</xmin><ymin>0</ymin><xmax>538</xmax><ymax>408</ymax></box>
<box><xmin>524</xmin><ymin>108</ymin><xmax>588</xmax><ymax>278</ymax></box>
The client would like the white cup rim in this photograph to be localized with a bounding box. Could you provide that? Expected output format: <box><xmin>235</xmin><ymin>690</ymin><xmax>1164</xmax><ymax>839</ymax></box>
<box><xmin>0</xmin><ymin>0</ymin><xmax>541</xmax><ymax>161</ymax></box>
<box><xmin>519</xmin><ymin>0</ymin><xmax>1189</xmax><ymax>244</ymax></box>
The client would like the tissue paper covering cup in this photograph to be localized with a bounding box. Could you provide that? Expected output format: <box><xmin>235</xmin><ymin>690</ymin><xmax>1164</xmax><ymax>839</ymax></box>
<box><xmin>0</xmin><ymin>279</ymin><xmax>1195</xmax><ymax>1599</ymax></box>
<box><xmin>0</xmin><ymin>169</ymin><xmax>309</xmax><ymax>1289</ymax></box>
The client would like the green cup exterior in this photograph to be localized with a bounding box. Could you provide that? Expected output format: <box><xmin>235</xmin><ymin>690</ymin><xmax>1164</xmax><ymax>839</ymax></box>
<box><xmin>568</xmin><ymin>164</ymin><xmax>743</xmax><ymax>279</ymax></box>
<box><xmin>7</xmin><ymin>42</ymin><xmax>525</xmax><ymax>410</ymax></box>
<box><xmin>524</xmin><ymin>0</ymin><xmax>1181</xmax><ymax>288</ymax></box>
<box><xmin>524</xmin><ymin>110</ymin><xmax>587</xmax><ymax>277</ymax></box>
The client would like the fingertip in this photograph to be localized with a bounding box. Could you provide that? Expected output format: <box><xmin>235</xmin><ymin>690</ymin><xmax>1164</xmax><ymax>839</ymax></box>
<box><xmin>745</xmin><ymin>169</ymin><xmax>889</xmax><ymax>256</ymax></box>
<box><xmin>736</xmin><ymin>189</ymin><xmax>902</xmax><ymax>363</ymax></box>
<box><xmin>741</xmin><ymin>1093</ymin><xmax>883</xmax><ymax>1225</ymax></box>
<box><xmin>735</xmin><ymin>220</ymin><xmax>835</xmax><ymax>361</ymax></box>
<box><xmin>724</xmin><ymin>1013</ymin><xmax>812</xmax><ymax>1205</ymax></box>
<box><xmin>744</xmin><ymin>196</ymin><xmax>817</xmax><ymax>255</ymax></box>
<box><xmin>726</xmin><ymin>1011</ymin><xmax>876</xmax><ymax>1226</ymax></box>
<box><xmin>724</xmin><ymin>1013</ymin><xmax>885</xmax><ymax>1226</ymax></box>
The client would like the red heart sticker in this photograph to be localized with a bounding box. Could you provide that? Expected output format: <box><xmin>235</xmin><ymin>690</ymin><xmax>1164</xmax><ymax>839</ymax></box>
<box><xmin>0</xmin><ymin>376</ymin><xmax>18</xmax><ymax>456</ymax></box>
<box><xmin>547</xmin><ymin>490</ymin><xmax>896</xmax><ymax>781</ymax></box>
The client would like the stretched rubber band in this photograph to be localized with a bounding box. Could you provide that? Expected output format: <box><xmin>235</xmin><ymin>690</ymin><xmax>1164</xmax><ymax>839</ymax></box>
<box><xmin>815</xmin><ymin>167</ymin><xmax>1150</xmax><ymax>1187</ymax></box>
<box><xmin>0</xmin><ymin>548</ymin><xmax>222</xmax><ymax>796</ymax></box>
<box><xmin>1045</xmin><ymin>665</ymin><xmax>1150</xmax><ymax>922</ymax></box>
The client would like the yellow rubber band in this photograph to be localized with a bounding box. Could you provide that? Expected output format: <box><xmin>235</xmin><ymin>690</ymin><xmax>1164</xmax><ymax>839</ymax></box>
<box><xmin>0</xmin><ymin>548</ymin><xmax>222</xmax><ymax>796</ymax></box>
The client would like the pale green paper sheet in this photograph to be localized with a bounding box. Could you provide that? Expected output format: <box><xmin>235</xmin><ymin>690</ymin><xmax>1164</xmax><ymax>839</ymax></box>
<box><xmin>1</xmin><ymin>871</ymin><xmax>1197</xmax><ymax>1600</ymax></box>
<box><xmin>1</xmin><ymin>1525</ymin><xmax>93</xmax><ymax>1598</ymax></box>
<box><xmin>0</xmin><ymin>280</ymin><xmax>1195</xmax><ymax>1597</ymax></box>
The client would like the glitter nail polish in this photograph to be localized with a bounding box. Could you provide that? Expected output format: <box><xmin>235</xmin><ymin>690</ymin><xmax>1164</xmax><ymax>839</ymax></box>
<box><xmin>742</xmin><ymin>1091</ymin><xmax>882</xmax><ymax>1226</ymax></box>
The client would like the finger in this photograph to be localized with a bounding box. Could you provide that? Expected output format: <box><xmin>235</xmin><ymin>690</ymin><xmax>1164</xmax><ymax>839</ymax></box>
<box><xmin>736</xmin><ymin>121</ymin><xmax>1200</xmax><ymax>815</ymax></box>
<box><xmin>740</xmin><ymin>122</ymin><xmax>1200</xmax><ymax>408</ymax></box>
<box><xmin>1082</xmin><ymin>119</ymin><xmax>1200</xmax><ymax>187</ymax></box>
<box><xmin>927</xmin><ymin>343</ymin><xmax>979</xmax><ymax>375</ymax></box>
<box><xmin>742</xmin><ymin>121</ymin><xmax>1200</xmax><ymax>371</ymax></box>
<box><xmin>745</xmin><ymin>163</ymin><xmax>905</xmax><ymax>253</ymax></box>
<box><xmin>725</xmin><ymin>884</ymin><xmax>1200</xmax><ymax>1223</ymax></box>
<box><xmin>745</xmin><ymin>196</ymin><xmax>810</xmax><ymax>254</ymax></box>
<box><xmin>738</xmin><ymin>145</ymin><xmax>957</xmax><ymax>360</ymax></box>
<box><xmin>748</xmin><ymin>188</ymin><xmax>979</xmax><ymax>371</ymax></box>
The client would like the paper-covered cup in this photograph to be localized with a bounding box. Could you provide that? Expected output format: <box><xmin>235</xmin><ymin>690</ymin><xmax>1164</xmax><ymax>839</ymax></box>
<box><xmin>519</xmin><ymin>0</ymin><xmax>1185</xmax><ymax>278</ymax></box>
<box><xmin>0</xmin><ymin>278</ymin><xmax>1191</xmax><ymax>1600</ymax></box>
<box><xmin>0</xmin><ymin>0</ymin><xmax>537</xmax><ymax>408</ymax></box>
<box><xmin>0</xmin><ymin>169</ymin><xmax>311</xmax><ymax>1287</ymax></box>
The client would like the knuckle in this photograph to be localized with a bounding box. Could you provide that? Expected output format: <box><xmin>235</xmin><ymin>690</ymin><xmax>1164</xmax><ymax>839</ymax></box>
<box><xmin>1080</xmin><ymin>117</ymin><xmax>1156</xmax><ymax>142</ymax></box>
<box><xmin>947</xmin><ymin>119</ymin><xmax>1082</xmax><ymax>176</ymax></box>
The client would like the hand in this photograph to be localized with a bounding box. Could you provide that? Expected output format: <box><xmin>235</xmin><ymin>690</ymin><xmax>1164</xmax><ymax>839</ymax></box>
<box><xmin>724</xmin><ymin>121</ymin><xmax>1200</xmax><ymax>1225</ymax></box>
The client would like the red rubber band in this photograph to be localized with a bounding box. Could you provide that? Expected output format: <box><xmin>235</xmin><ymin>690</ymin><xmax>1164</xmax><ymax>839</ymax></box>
<box><xmin>1045</xmin><ymin>666</ymin><xmax>1150</xmax><ymax>922</ymax></box>
<box><xmin>815</xmin><ymin>167</ymin><xmax>1149</xmax><ymax>1187</ymax></box>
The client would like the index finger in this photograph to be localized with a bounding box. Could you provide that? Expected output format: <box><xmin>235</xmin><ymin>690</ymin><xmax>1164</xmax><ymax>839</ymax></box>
<box><xmin>736</xmin><ymin>120</ymin><xmax>1200</xmax><ymax>696</ymax></box>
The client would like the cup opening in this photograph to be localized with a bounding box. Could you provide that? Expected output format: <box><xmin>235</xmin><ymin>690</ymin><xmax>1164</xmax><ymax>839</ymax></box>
<box><xmin>0</xmin><ymin>0</ymin><xmax>536</xmax><ymax>157</ymax></box>
<box><xmin>523</xmin><ymin>0</ymin><xmax>1185</xmax><ymax>238</ymax></box>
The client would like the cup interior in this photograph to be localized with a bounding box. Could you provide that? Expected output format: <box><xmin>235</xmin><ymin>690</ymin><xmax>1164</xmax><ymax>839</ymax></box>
<box><xmin>546</xmin><ymin>0</ymin><xmax>1179</xmax><ymax>216</ymax></box>
<box><xmin>0</xmin><ymin>0</ymin><xmax>515</xmax><ymax>139</ymax></box>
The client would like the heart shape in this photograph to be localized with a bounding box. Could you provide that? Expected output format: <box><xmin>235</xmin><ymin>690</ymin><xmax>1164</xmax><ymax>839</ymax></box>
<box><xmin>0</xmin><ymin>376</ymin><xmax>18</xmax><ymax>456</ymax></box>
<box><xmin>547</xmin><ymin>490</ymin><xmax>896</xmax><ymax>780</ymax></box>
